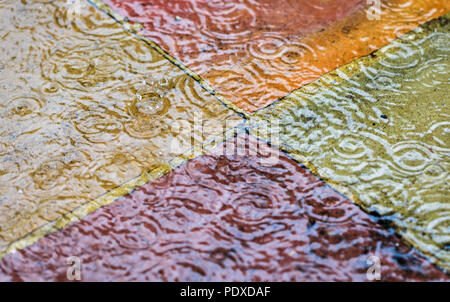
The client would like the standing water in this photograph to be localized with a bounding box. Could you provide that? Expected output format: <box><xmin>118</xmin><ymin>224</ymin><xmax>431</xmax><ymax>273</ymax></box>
<box><xmin>0</xmin><ymin>0</ymin><xmax>449</xmax><ymax>281</ymax></box>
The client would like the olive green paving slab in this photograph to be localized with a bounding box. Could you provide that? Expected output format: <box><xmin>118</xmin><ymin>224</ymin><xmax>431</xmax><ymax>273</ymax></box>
<box><xmin>250</xmin><ymin>14</ymin><xmax>450</xmax><ymax>271</ymax></box>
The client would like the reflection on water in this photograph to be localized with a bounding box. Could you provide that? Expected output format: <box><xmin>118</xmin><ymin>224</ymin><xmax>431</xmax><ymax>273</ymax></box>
<box><xmin>251</xmin><ymin>14</ymin><xmax>450</xmax><ymax>270</ymax></box>
<box><xmin>0</xmin><ymin>0</ymin><xmax>240</xmax><ymax>249</ymax></box>
<box><xmin>102</xmin><ymin>0</ymin><xmax>449</xmax><ymax>111</ymax></box>
<box><xmin>0</xmin><ymin>135</ymin><xmax>448</xmax><ymax>281</ymax></box>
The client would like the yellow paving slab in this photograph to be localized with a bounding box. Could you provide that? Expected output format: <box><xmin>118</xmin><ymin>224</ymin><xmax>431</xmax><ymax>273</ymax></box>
<box><xmin>0</xmin><ymin>0</ymin><xmax>241</xmax><ymax>253</ymax></box>
<box><xmin>250</xmin><ymin>14</ymin><xmax>450</xmax><ymax>271</ymax></box>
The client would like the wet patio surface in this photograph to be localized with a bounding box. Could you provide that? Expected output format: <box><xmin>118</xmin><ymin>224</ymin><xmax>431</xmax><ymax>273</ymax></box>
<box><xmin>102</xmin><ymin>0</ymin><xmax>448</xmax><ymax>111</ymax></box>
<box><xmin>0</xmin><ymin>0</ymin><xmax>240</xmax><ymax>251</ymax></box>
<box><xmin>1</xmin><ymin>135</ymin><xmax>448</xmax><ymax>281</ymax></box>
<box><xmin>0</xmin><ymin>0</ymin><xmax>449</xmax><ymax>281</ymax></box>
<box><xmin>250</xmin><ymin>14</ymin><xmax>450</xmax><ymax>270</ymax></box>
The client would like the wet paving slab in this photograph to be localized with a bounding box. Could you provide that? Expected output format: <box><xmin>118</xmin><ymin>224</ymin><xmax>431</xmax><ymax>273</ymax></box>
<box><xmin>99</xmin><ymin>0</ymin><xmax>449</xmax><ymax>111</ymax></box>
<box><xmin>0</xmin><ymin>0</ymin><xmax>241</xmax><ymax>255</ymax></box>
<box><xmin>250</xmin><ymin>14</ymin><xmax>450</xmax><ymax>271</ymax></box>
<box><xmin>0</xmin><ymin>134</ymin><xmax>448</xmax><ymax>281</ymax></box>
<box><xmin>0</xmin><ymin>0</ymin><xmax>449</xmax><ymax>282</ymax></box>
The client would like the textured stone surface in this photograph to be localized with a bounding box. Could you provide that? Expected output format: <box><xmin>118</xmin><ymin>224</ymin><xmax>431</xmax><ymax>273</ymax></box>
<box><xmin>0</xmin><ymin>0</ymin><xmax>240</xmax><ymax>250</ymax></box>
<box><xmin>0</xmin><ymin>135</ymin><xmax>447</xmax><ymax>281</ymax></box>
<box><xmin>250</xmin><ymin>15</ymin><xmax>450</xmax><ymax>270</ymax></box>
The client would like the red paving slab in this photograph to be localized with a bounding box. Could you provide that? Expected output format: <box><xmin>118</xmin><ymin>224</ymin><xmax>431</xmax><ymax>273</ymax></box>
<box><xmin>0</xmin><ymin>135</ymin><xmax>448</xmax><ymax>281</ymax></box>
<box><xmin>102</xmin><ymin>0</ymin><xmax>363</xmax><ymax>111</ymax></box>
<box><xmin>101</xmin><ymin>0</ymin><xmax>449</xmax><ymax>111</ymax></box>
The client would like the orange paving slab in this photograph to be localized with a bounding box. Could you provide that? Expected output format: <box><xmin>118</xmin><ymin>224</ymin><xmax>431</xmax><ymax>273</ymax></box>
<box><xmin>103</xmin><ymin>0</ymin><xmax>449</xmax><ymax>111</ymax></box>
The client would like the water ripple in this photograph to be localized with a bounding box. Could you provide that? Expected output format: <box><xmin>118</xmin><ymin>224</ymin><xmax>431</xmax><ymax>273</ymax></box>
<box><xmin>0</xmin><ymin>135</ymin><xmax>447</xmax><ymax>281</ymax></box>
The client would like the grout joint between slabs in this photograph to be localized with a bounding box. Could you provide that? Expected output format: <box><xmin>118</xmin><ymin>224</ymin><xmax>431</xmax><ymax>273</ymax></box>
<box><xmin>86</xmin><ymin>0</ymin><xmax>251</xmax><ymax>120</ymax></box>
<box><xmin>0</xmin><ymin>119</ymin><xmax>246</xmax><ymax>261</ymax></box>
